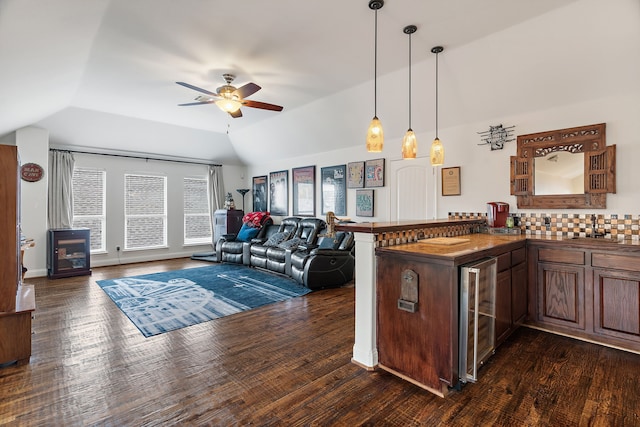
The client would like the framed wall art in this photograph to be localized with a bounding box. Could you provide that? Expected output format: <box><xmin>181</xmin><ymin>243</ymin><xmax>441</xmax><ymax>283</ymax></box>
<box><xmin>321</xmin><ymin>164</ymin><xmax>346</xmax><ymax>216</ymax></box>
<box><xmin>269</xmin><ymin>170</ymin><xmax>289</xmax><ymax>215</ymax></box>
<box><xmin>442</xmin><ymin>166</ymin><xmax>461</xmax><ymax>196</ymax></box>
<box><xmin>292</xmin><ymin>165</ymin><xmax>316</xmax><ymax>216</ymax></box>
<box><xmin>365</xmin><ymin>158</ymin><xmax>385</xmax><ymax>188</ymax></box>
<box><xmin>356</xmin><ymin>189</ymin><xmax>374</xmax><ymax>217</ymax></box>
<box><xmin>252</xmin><ymin>175</ymin><xmax>268</xmax><ymax>212</ymax></box>
<box><xmin>347</xmin><ymin>161</ymin><xmax>365</xmax><ymax>188</ymax></box>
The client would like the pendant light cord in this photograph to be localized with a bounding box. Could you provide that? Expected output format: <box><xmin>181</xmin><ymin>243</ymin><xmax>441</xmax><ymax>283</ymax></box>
<box><xmin>374</xmin><ymin>8</ymin><xmax>378</xmax><ymax>117</ymax></box>
<box><xmin>435</xmin><ymin>50</ymin><xmax>439</xmax><ymax>138</ymax></box>
<box><xmin>408</xmin><ymin>31</ymin><xmax>412</xmax><ymax>129</ymax></box>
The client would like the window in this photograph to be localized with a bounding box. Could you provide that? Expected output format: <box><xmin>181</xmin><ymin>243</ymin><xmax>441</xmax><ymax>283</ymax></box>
<box><xmin>72</xmin><ymin>168</ymin><xmax>106</xmax><ymax>252</ymax></box>
<box><xmin>125</xmin><ymin>174</ymin><xmax>167</xmax><ymax>250</ymax></box>
<box><xmin>184</xmin><ymin>177</ymin><xmax>212</xmax><ymax>245</ymax></box>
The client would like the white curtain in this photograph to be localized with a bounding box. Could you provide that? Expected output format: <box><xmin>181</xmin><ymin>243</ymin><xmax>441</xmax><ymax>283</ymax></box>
<box><xmin>208</xmin><ymin>165</ymin><xmax>225</xmax><ymax>245</ymax></box>
<box><xmin>48</xmin><ymin>150</ymin><xmax>75</xmax><ymax>229</ymax></box>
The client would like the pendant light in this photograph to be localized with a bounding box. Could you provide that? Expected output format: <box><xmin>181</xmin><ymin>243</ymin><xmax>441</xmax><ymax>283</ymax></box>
<box><xmin>401</xmin><ymin>25</ymin><xmax>417</xmax><ymax>159</ymax></box>
<box><xmin>430</xmin><ymin>46</ymin><xmax>445</xmax><ymax>166</ymax></box>
<box><xmin>366</xmin><ymin>0</ymin><xmax>384</xmax><ymax>153</ymax></box>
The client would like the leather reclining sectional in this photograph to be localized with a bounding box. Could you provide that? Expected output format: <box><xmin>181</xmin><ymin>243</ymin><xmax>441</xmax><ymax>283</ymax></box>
<box><xmin>216</xmin><ymin>216</ymin><xmax>355</xmax><ymax>290</ymax></box>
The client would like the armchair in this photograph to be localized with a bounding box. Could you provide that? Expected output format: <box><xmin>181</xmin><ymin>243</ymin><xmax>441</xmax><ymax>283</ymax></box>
<box><xmin>290</xmin><ymin>231</ymin><xmax>355</xmax><ymax>290</ymax></box>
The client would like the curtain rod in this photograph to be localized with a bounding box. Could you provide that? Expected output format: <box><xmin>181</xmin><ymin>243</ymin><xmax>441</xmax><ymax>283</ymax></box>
<box><xmin>49</xmin><ymin>148</ymin><xmax>221</xmax><ymax>167</ymax></box>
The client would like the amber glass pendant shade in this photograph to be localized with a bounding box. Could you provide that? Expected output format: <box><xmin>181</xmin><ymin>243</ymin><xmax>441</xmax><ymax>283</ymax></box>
<box><xmin>401</xmin><ymin>129</ymin><xmax>417</xmax><ymax>159</ymax></box>
<box><xmin>430</xmin><ymin>137</ymin><xmax>444</xmax><ymax>166</ymax></box>
<box><xmin>366</xmin><ymin>116</ymin><xmax>384</xmax><ymax>152</ymax></box>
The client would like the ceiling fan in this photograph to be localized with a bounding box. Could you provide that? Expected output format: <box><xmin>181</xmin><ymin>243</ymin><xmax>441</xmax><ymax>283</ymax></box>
<box><xmin>176</xmin><ymin>73</ymin><xmax>283</xmax><ymax>118</ymax></box>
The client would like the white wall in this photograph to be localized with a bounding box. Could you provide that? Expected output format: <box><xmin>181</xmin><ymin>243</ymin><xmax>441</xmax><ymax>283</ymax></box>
<box><xmin>15</xmin><ymin>127</ymin><xmax>49</xmax><ymax>278</ymax></box>
<box><xmin>71</xmin><ymin>153</ymin><xmax>246</xmax><ymax>268</ymax></box>
<box><xmin>11</xmin><ymin>126</ymin><xmax>247</xmax><ymax>276</ymax></box>
<box><xmin>245</xmin><ymin>0</ymin><xmax>640</xmax><ymax>220</ymax></box>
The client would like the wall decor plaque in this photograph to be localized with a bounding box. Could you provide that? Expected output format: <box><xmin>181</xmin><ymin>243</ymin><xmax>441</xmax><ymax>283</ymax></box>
<box><xmin>21</xmin><ymin>163</ymin><xmax>44</xmax><ymax>182</ymax></box>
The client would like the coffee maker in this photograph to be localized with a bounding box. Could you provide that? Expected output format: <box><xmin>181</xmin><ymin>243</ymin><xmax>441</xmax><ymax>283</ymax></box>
<box><xmin>487</xmin><ymin>202</ymin><xmax>509</xmax><ymax>228</ymax></box>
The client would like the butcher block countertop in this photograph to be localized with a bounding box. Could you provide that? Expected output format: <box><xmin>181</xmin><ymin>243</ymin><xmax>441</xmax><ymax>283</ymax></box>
<box><xmin>376</xmin><ymin>233</ymin><xmax>526</xmax><ymax>265</ymax></box>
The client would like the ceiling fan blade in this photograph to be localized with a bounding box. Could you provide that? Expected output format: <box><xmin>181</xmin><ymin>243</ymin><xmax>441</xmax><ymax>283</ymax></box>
<box><xmin>176</xmin><ymin>81</ymin><xmax>219</xmax><ymax>97</ymax></box>
<box><xmin>178</xmin><ymin>101</ymin><xmax>215</xmax><ymax>106</ymax></box>
<box><xmin>242</xmin><ymin>100</ymin><xmax>283</xmax><ymax>112</ymax></box>
<box><xmin>235</xmin><ymin>82</ymin><xmax>261</xmax><ymax>99</ymax></box>
<box><xmin>229</xmin><ymin>109</ymin><xmax>243</xmax><ymax>118</ymax></box>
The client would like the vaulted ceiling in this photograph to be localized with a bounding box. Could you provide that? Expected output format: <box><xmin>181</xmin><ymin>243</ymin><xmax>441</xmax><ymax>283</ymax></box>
<box><xmin>0</xmin><ymin>0</ymin><xmax>579</xmax><ymax>165</ymax></box>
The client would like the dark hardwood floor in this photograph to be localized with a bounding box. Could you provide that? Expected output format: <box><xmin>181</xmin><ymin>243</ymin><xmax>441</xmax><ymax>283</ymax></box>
<box><xmin>1</xmin><ymin>258</ymin><xmax>639</xmax><ymax>426</ymax></box>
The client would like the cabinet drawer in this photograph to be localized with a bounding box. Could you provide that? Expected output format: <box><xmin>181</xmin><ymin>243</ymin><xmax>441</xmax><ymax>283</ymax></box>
<box><xmin>592</xmin><ymin>253</ymin><xmax>640</xmax><ymax>272</ymax></box>
<box><xmin>497</xmin><ymin>252</ymin><xmax>511</xmax><ymax>272</ymax></box>
<box><xmin>512</xmin><ymin>247</ymin><xmax>526</xmax><ymax>266</ymax></box>
<box><xmin>539</xmin><ymin>248</ymin><xmax>585</xmax><ymax>265</ymax></box>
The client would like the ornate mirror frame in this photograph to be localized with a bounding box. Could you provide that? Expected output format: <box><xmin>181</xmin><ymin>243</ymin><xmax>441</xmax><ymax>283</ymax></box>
<box><xmin>510</xmin><ymin>123</ymin><xmax>616</xmax><ymax>209</ymax></box>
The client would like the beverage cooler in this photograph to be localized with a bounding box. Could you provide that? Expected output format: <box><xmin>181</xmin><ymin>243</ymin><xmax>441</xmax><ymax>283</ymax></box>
<box><xmin>459</xmin><ymin>257</ymin><xmax>497</xmax><ymax>383</ymax></box>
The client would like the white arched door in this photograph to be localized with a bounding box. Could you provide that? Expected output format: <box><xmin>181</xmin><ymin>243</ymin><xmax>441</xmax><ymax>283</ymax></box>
<box><xmin>388</xmin><ymin>157</ymin><xmax>431</xmax><ymax>221</ymax></box>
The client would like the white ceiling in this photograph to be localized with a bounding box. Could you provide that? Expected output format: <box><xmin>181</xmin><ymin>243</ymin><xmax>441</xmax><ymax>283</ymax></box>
<box><xmin>0</xmin><ymin>0</ymin><xmax>578</xmax><ymax>165</ymax></box>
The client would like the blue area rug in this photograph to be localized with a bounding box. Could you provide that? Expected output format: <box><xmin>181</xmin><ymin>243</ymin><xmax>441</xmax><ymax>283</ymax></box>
<box><xmin>96</xmin><ymin>264</ymin><xmax>311</xmax><ymax>337</ymax></box>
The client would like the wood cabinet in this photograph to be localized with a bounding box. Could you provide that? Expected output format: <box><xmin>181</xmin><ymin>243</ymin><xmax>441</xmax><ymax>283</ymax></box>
<box><xmin>375</xmin><ymin>235</ymin><xmax>527</xmax><ymax>396</ymax></box>
<box><xmin>376</xmin><ymin>252</ymin><xmax>457</xmax><ymax>397</ymax></box>
<box><xmin>0</xmin><ymin>145</ymin><xmax>20</xmax><ymax>312</ymax></box>
<box><xmin>527</xmin><ymin>240</ymin><xmax>640</xmax><ymax>353</ymax></box>
<box><xmin>0</xmin><ymin>144</ymin><xmax>35</xmax><ymax>366</ymax></box>
<box><xmin>47</xmin><ymin>228</ymin><xmax>92</xmax><ymax>279</ymax></box>
<box><xmin>592</xmin><ymin>252</ymin><xmax>640</xmax><ymax>345</ymax></box>
<box><xmin>495</xmin><ymin>246</ymin><xmax>528</xmax><ymax>346</ymax></box>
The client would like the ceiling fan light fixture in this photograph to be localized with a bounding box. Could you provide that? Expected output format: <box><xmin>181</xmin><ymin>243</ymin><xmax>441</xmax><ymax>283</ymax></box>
<box><xmin>366</xmin><ymin>0</ymin><xmax>384</xmax><ymax>153</ymax></box>
<box><xmin>215</xmin><ymin>98</ymin><xmax>242</xmax><ymax>113</ymax></box>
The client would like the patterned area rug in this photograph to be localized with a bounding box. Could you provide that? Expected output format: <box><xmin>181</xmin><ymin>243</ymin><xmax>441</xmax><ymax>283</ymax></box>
<box><xmin>96</xmin><ymin>264</ymin><xmax>311</xmax><ymax>337</ymax></box>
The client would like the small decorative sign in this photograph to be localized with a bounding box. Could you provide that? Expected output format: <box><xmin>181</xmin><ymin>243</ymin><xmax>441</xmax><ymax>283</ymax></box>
<box><xmin>20</xmin><ymin>163</ymin><xmax>44</xmax><ymax>182</ymax></box>
<box><xmin>477</xmin><ymin>124</ymin><xmax>515</xmax><ymax>150</ymax></box>
<box><xmin>442</xmin><ymin>166</ymin><xmax>461</xmax><ymax>196</ymax></box>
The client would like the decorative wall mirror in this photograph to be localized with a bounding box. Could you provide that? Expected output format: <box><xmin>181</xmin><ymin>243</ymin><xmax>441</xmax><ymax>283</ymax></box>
<box><xmin>510</xmin><ymin>123</ymin><xmax>616</xmax><ymax>209</ymax></box>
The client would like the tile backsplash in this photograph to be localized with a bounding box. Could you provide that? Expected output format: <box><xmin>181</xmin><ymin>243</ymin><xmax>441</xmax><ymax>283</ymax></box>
<box><xmin>448</xmin><ymin>212</ymin><xmax>640</xmax><ymax>241</ymax></box>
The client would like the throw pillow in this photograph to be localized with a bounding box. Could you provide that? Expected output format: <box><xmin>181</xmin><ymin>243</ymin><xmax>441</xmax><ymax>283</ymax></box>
<box><xmin>236</xmin><ymin>223</ymin><xmax>261</xmax><ymax>242</ymax></box>
<box><xmin>263</xmin><ymin>231</ymin><xmax>290</xmax><ymax>247</ymax></box>
<box><xmin>277</xmin><ymin>237</ymin><xmax>305</xmax><ymax>250</ymax></box>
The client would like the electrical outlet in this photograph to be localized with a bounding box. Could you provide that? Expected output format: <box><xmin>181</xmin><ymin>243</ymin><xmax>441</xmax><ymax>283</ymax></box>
<box><xmin>116</xmin><ymin>246</ymin><xmax>121</xmax><ymax>252</ymax></box>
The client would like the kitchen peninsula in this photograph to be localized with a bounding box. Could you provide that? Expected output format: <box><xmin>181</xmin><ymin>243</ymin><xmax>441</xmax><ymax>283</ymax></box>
<box><xmin>337</xmin><ymin>219</ymin><xmax>640</xmax><ymax>397</ymax></box>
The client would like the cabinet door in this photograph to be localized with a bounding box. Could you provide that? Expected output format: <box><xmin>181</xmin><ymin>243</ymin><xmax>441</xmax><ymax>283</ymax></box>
<box><xmin>511</xmin><ymin>261</ymin><xmax>528</xmax><ymax>325</ymax></box>
<box><xmin>376</xmin><ymin>255</ymin><xmax>455</xmax><ymax>395</ymax></box>
<box><xmin>537</xmin><ymin>262</ymin><xmax>585</xmax><ymax>330</ymax></box>
<box><xmin>593</xmin><ymin>268</ymin><xmax>640</xmax><ymax>343</ymax></box>
<box><xmin>495</xmin><ymin>269</ymin><xmax>512</xmax><ymax>345</ymax></box>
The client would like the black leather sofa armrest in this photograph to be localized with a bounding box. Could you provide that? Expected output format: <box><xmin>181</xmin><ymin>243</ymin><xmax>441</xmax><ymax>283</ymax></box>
<box><xmin>297</xmin><ymin>243</ymin><xmax>319</xmax><ymax>252</ymax></box>
<box><xmin>309</xmin><ymin>248</ymin><xmax>350</xmax><ymax>256</ymax></box>
<box><xmin>220</xmin><ymin>233</ymin><xmax>237</xmax><ymax>242</ymax></box>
